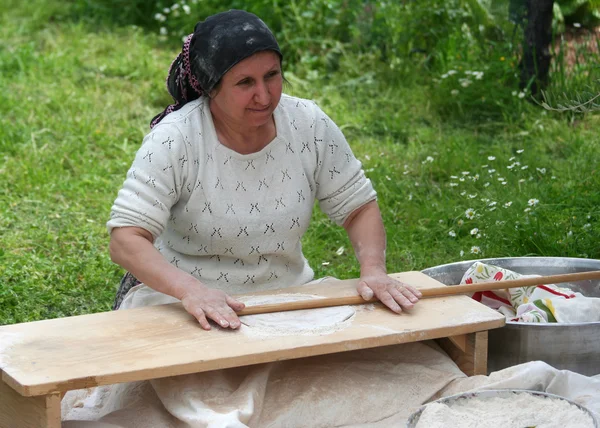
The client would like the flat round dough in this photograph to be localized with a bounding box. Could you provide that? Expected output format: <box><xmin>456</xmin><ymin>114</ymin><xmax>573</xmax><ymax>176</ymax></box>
<box><xmin>239</xmin><ymin>294</ymin><xmax>355</xmax><ymax>336</ymax></box>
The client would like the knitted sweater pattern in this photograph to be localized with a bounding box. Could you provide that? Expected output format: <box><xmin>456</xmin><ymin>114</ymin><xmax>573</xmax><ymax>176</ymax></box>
<box><xmin>107</xmin><ymin>94</ymin><xmax>376</xmax><ymax>293</ymax></box>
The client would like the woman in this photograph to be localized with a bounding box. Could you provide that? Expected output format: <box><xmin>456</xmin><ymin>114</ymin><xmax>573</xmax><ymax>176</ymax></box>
<box><xmin>108</xmin><ymin>9</ymin><xmax>421</xmax><ymax>329</ymax></box>
<box><xmin>63</xmin><ymin>10</ymin><xmax>470</xmax><ymax>427</ymax></box>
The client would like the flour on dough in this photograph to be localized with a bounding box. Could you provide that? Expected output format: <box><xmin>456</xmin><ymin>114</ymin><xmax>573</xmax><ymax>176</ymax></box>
<box><xmin>239</xmin><ymin>294</ymin><xmax>355</xmax><ymax>337</ymax></box>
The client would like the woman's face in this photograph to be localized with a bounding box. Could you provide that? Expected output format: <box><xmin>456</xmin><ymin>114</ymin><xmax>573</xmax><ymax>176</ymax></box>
<box><xmin>210</xmin><ymin>50</ymin><xmax>283</xmax><ymax>129</ymax></box>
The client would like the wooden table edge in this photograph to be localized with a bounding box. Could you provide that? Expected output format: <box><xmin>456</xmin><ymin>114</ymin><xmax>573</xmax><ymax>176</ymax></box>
<box><xmin>4</xmin><ymin>317</ymin><xmax>504</xmax><ymax>397</ymax></box>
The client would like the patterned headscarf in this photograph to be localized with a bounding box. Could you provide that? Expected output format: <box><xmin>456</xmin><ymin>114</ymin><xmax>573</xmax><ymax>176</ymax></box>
<box><xmin>150</xmin><ymin>9</ymin><xmax>282</xmax><ymax>128</ymax></box>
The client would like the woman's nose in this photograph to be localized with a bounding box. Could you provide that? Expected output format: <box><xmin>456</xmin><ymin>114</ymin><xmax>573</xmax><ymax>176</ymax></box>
<box><xmin>254</xmin><ymin>80</ymin><xmax>270</xmax><ymax>105</ymax></box>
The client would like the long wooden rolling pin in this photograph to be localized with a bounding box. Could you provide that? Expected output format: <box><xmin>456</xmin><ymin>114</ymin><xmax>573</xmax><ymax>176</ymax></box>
<box><xmin>237</xmin><ymin>270</ymin><xmax>600</xmax><ymax>316</ymax></box>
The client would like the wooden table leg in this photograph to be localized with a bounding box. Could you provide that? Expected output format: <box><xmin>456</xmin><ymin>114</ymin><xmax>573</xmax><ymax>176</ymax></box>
<box><xmin>437</xmin><ymin>331</ymin><xmax>489</xmax><ymax>376</ymax></box>
<box><xmin>0</xmin><ymin>377</ymin><xmax>61</xmax><ymax>428</ymax></box>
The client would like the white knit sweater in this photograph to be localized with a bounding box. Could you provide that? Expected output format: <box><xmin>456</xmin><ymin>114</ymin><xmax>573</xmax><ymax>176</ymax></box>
<box><xmin>107</xmin><ymin>94</ymin><xmax>376</xmax><ymax>293</ymax></box>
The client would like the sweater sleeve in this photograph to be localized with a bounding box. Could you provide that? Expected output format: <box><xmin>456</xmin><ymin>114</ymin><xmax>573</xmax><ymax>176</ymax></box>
<box><xmin>312</xmin><ymin>105</ymin><xmax>377</xmax><ymax>226</ymax></box>
<box><xmin>107</xmin><ymin>124</ymin><xmax>189</xmax><ymax>238</ymax></box>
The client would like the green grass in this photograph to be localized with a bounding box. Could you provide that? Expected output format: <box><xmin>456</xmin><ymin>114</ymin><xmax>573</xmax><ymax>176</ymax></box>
<box><xmin>1</xmin><ymin>1</ymin><xmax>599</xmax><ymax>325</ymax></box>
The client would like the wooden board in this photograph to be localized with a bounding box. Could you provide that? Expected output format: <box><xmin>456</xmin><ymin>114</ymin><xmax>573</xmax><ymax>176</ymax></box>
<box><xmin>0</xmin><ymin>271</ymin><xmax>504</xmax><ymax>397</ymax></box>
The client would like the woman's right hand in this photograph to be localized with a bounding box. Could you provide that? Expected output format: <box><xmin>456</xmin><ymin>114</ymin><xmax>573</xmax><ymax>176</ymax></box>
<box><xmin>180</xmin><ymin>285</ymin><xmax>245</xmax><ymax>330</ymax></box>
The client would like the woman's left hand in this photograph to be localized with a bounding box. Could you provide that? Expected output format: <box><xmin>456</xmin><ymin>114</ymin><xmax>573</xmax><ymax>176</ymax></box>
<box><xmin>357</xmin><ymin>271</ymin><xmax>422</xmax><ymax>313</ymax></box>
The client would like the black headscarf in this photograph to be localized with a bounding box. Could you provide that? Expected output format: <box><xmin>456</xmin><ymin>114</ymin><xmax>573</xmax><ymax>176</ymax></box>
<box><xmin>150</xmin><ymin>10</ymin><xmax>282</xmax><ymax>128</ymax></box>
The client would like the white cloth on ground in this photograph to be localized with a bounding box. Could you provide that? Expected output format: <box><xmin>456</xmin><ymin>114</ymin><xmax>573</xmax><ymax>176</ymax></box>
<box><xmin>62</xmin><ymin>346</ymin><xmax>600</xmax><ymax>427</ymax></box>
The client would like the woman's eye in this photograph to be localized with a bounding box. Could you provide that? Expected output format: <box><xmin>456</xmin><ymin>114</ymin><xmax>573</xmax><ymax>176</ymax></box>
<box><xmin>237</xmin><ymin>79</ymin><xmax>251</xmax><ymax>86</ymax></box>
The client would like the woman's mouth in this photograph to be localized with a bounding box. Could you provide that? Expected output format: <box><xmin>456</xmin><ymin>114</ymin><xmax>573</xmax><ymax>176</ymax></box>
<box><xmin>249</xmin><ymin>105</ymin><xmax>271</xmax><ymax>112</ymax></box>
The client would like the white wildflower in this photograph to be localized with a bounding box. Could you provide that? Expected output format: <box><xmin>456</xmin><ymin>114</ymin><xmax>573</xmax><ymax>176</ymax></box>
<box><xmin>460</xmin><ymin>78</ymin><xmax>472</xmax><ymax>88</ymax></box>
<box><xmin>470</xmin><ymin>228</ymin><xmax>479</xmax><ymax>235</ymax></box>
<box><xmin>462</xmin><ymin>171</ymin><xmax>470</xmax><ymax>175</ymax></box>
<box><xmin>460</xmin><ymin>191</ymin><xmax>466</xmax><ymax>196</ymax></box>
<box><xmin>450</xmin><ymin>183</ymin><xmax>458</xmax><ymax>187</ymax></box>
<box><xmin>182</xmin><ymin>4</ymin><xmax>191</xmax><ymax>14</ymax></box>
<box><xmin>154</xmin><ymin>13</ymin><xmax>167</xmax><ymax>22</ymax></box>
<box><xmin>459</xmin><ymin>177</ymin><xmax>465</xmax><ymax>182</ymax></box>
<box><xmin>488</xmin><ymin>169</ymin><xmax>496</xmax><ymax>174</ymax></box>
<box><xmin>365</xmin><ymin>154</ymin><xmax>371</xmax><ymax>160</ymax></box>
<box><xmin>489</xmin><ymin>201</ymin><xmax>497</xmax><ymax>207</ymax></box>
<box><xmin>517</xmin><ymin>149</ymin><xmax>524</xmax><ymax>154</ymax></box>
<box><xmin>468</xmin><ymin>194</ymin><xmax>477</xmax><ymax>199</ymax></box>
<box><xmin>403</xmin><ymin>171</ymin><xmax>410</xmax><ymax>175</ymax></box>
<box><xmin>460</xmin><ymin>250</ymin><xmax>465</xmax><ymax>257</ymax></box>
<box><xmin>448</xmin><ymin>70</ymin><xmax>457</xmax><ymax>75</ymax></box>
<box><xmin>449</xmin><ymin>230</ymin><xmax>457</xmax><ymax>237</ymax></box>
<box><xmin>583</xmin><ymin>223</ymin><xmax>591</xmax><ymax>229</ymax></box>
<box><xmin>159</xmin><ymin>27</ymin><xmax>168</xmax><ymax>35</ymax></box>
<box><xmin>504</xmin><ymin>201</ymin><xmax>513</xmax><ymax>208</ymax></box>
<box><xmin>451</xmin><ymin>89</ymin><xmax>459</xmax><ymax>96</ymax></box>
<box><xmin>524</xmin><ymin>207</ymin><xmax>531</xmax><ymax>213</ymax></box>
<box><xmin>470</xmin><ymin>246</ymin><xmax>481</xmax><ymax>254</ymax></box>
<box><xmin>426</xmin><ymin>156</ymin><xmax>434</xmax><ymax>162</ymax></box>
<box><xmin>521</xmin><ymin>165</ymin><xmax>529</xmax><ymax>170</ymax></box>
<box><xmin>528</xmin><ymin>198</ymin><xmax>539</xmax><ymax>206</ymax></box>
<box><xmin>488</xmin><ymin>156</ymin><xmax>496</xmax><ymax>161</ymax></box>
<box><xmin>484</xmin><ymin>182</ymin><xmax>490</xmax><ymax>187</ymax></box>
<box><xmin>465</xmin><ymin>208</ymin><xmax>476</xmax><ymax>219</ymax></box>
<box><xmin>519</xmin><ymin>179</ymin><xmax>526</xmax><ymax>183</ymax></box>
<box><xmin>386</xmin><ymin>176</ymin><xmax>391</xmax><ymax>181</ymax></box>
<box><xmin>322</xmin><ymin>261</ymin><xmax>330</xmax><ymax>266</ymax></box>
<box><xmin>512</xmin><ymin>90</ymin><xmax>518</xmax><ymax>96</ymax></box>
<box><xmin>518</xmin><ymin>92</ymin><xmax>526</xmax><ymax>99</ymax></box>
<box><xmin>476</xmin><ymin>233</ymin><xmax>482</xmax><ymax>238</ymax></box>
<box><xmin>458</xmin><ymin>219</ymin><xmax>464</xmax><ymax>226</ymax></box>
<box><xmin>336</xmin><ymin>246</ymin><xmax>345</xmax><ymax>256</ymax></box>
<box><xmin>536</xmin><ymin>168</ymin><xmax>546</xmax><ymax>174</ymax></box>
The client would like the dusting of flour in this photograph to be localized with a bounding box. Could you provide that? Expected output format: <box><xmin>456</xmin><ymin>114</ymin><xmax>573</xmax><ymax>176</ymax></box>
<box><xmin>414</xmin><ymin>392</ymin><xmax>596</xmax><ymax>428</ymax></box>
<box><xmin>238</xmin><ymin>294</ymin><xmax>355</xmax><ymax>337</ymax></box>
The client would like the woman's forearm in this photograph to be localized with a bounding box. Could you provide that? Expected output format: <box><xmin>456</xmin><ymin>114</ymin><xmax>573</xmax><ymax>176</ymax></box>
<box><xmin>109</xmin><ymin>226</ymin><xmax>202</xmax><ymax>300</ymax></box>
<box><xmin>343</xmin><ymin>200</ymin><xmax>387</xmax><ymax>275</ymax></box>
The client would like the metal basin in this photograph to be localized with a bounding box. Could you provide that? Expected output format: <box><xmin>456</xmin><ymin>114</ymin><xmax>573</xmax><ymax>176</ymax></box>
<box><xmin>406</xmin><ymin>389</ymin><xmax>598</xmax><ymax>428</ymax></box>
<box><xmin>421</xmin><ymin>257</ymin><xmax>600</xmax><ymax>376</ymax></box>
